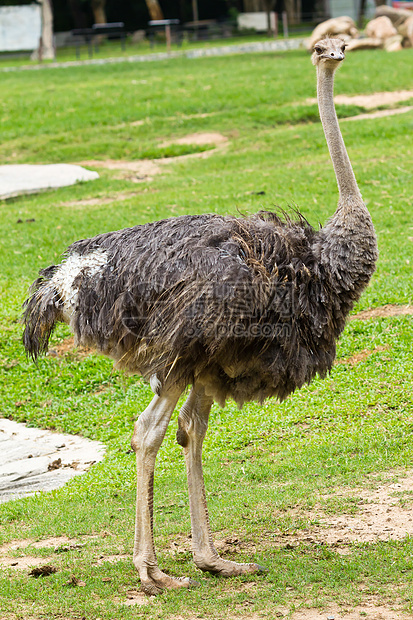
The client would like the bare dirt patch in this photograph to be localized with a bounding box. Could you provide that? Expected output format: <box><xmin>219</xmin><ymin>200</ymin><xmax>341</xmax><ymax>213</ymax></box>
<box><xmin>306</xmin><ymin>90</ymin><xmax>413</xmax><ymax>109</ymax></box>
<box><xmin>112</xmin><ymin>112</ymin><xmax>221</xmax><ymax>130</ymax></box>
<box><xmin>335</xmin><ymin>90</ymin><xmax>413</xmax><ymax>109</ymax></box>
<box><xmin>160</xmin><ymin>131</ymin><xmax>228</xmax><ymax>147</ymax></box>
<box><xmin>122</xmin><ymin>589</ymin><xmax>150</xmax><ymax>606</ymax></box>
<box><xmin>79</xmin><ymin>134</ymin><xmax>228</xmax><ymax>182</ymax></box>
<box><xmin>0</xmin><ymin>535</ymin><xmax>98</xmax><ymax>570</ymax></box>
<box><xmin>47</xmin><ymin>336</ymin><xmax>95</xmax><ymax>359</ymax></box>
<box><xmin>271</xmin><ymin>471</ymin><xmax>413</xmax><ymax>550</ymax></box>
<box><xmin>60</xmin><ymin>191</ymin><xmax>140</xmax><ymax>208</ymax></box>
<box><xmin>351</xmin><ymin>304</ymin><xmax>413</xmax><ymax>320</ymax></box>
<box><xmin>157</xmin><ymin>143</ymin><xmax>228</xmax><ymax>165</ymax></box>
<box><xmin>79</xmin><ymin>159</ymin><xmax>163</xmax><ymax>183</ymax></box>
<box><xmin>0</xmin><ymin>556</ymin><xmax>54</xmax><ymax>569</ymax></box>
<box><xmin>342</xmin><ymin>106</ymin><xmax>413</xmax><ymax>122</ymax></box>
<box><xmin>165</xmin><ymin>112</ymin><xmax>220</xmax><ymax>122</ymax></box>
<box><xmin>289</xmin><ymin>603</ymin><xmax>406</xmax><ymax>620</ymax></box>
<box><xmin>314</xmin><ymin>478</ymin><xmax>413</xmax><ymax>545</ymax></box>
<box><xmin>214</xmin><ymin>535</ymin><xmax>257</xmax><ymax>556</ymax></box>
<box><xmin>167</xmin><ymin>537</ymin><xmax>191</xmax><ymax>556</ymax></box>
<box><xmin>0</xmin><ymin>536</ymin><xmax>73</xmax><ymax>554</ymax></box>
<box><xmin>95</xmin><ymin>553</ymin><xmax>129</xmax><ymax>566</ymax></box>
<box><xmin>336</xmin><ymin>345</ymin><xmax>389</xmax><ymax>366</ymax></box>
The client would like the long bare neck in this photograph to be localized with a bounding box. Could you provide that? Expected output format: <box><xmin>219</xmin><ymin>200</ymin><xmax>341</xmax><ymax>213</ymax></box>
<box><xmin>313</xmin><ymin>59</ymin><xmax>377</xmax><ymax>320</ymax></box>
<box><xmin>317</xmin><ymin>64</ymin><xmax>362</xmax><ymax>204</ymax></box>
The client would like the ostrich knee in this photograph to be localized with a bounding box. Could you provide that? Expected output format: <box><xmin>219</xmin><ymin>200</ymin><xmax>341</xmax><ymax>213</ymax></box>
<box><xmin>132</xmin><ymin>391</ymin><xmax>180</xmax><ymax>456</ymax></box>
<box><xmin>176</xmin><ymin>389</ymin><xmax>209</xmax><ymax>448</ymax></box>
<box><xmin>131</xmin><ymin>415</ymin><xmax>163</xmax><ymax>460</ymax></box>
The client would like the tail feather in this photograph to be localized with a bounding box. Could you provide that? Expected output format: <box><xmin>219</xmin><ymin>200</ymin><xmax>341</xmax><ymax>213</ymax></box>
<box><xmin>22</xmin><ymin>266</ymin><xmax>62</xmax><ymax>361</ymax></box>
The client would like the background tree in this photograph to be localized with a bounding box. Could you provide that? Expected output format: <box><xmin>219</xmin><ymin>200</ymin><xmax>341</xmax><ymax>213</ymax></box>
<box><xmin>90</xmin><ymin>0</ymin><xmax>106</xmax><ymax>23</ymax></box>
<box><xmin>31</xmin><ymin>0</ymin><xmax>55</xmax><ymax>60</ymax></box>
<box><xmin>263</xmin><ymin>0</ymin><xmax>275</xmax><ymax>34</ymax></box>
<box><xmin>145</xmin><ymin>0</ymin><xmax>163</xmax><ymax>20</ymax></box>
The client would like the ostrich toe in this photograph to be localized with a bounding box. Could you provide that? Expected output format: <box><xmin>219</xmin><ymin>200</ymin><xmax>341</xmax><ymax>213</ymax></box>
<box><xmin>195</xmin><ymin>555</ymin><xmax>268</xmax><ymax>577</ymax></box>
<box><xmin>140</xmin><ymin>568</ymin><xmax>198</xmax><ymax>595</ymax></box>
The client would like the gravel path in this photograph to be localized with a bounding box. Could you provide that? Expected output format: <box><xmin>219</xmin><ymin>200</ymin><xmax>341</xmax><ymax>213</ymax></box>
<box><xmin>1</xmin><ymin>38</ymin><xmax>305</xmax><ymax>73</ymax></box>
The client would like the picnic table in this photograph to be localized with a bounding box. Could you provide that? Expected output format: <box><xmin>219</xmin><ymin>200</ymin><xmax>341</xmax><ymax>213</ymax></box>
<box><xmin>183</xmin><ymin>19</ymin><xmax>217</xmax><ymax>40</ymax></box>
<box><xmin>147</xmin><ymin>19</ymin><xmax>180</xmax><ymax>51</ymax></box>
<box><xmin>71</xmin><ymin>22</ymin><xmax>126</xmax><ymax>58</ymax></box>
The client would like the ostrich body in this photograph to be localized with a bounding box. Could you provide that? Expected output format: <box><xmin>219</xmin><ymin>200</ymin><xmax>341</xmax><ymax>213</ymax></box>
<box><xmin>23</xmin><ymin>39</ymin><xmax>377</xmax><ymax>594</ymax></box>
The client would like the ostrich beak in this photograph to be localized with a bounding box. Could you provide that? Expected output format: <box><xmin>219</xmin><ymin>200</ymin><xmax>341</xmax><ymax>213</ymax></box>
<box><xmin>323</xmin><ymin>50</ymin><xmax>345</xmax><ymax>62</ymax></box>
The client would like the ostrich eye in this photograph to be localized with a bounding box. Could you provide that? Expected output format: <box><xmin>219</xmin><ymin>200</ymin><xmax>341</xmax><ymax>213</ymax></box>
<box><xmin>314</xmin><ymin>46</ymin><xmax>323</xmax><ymax>54</ymax></box>
<box><xmin>341</xmin><ymin>44</ymin><xmax>346</xmax><ymax>52</ymax></box>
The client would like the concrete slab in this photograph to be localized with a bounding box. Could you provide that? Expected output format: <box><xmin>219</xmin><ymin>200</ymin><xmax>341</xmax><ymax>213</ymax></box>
<box><xmin>0</xmin><ymin>164</ymin><xmax>99</xmax><ymax>200</ymax></box>
<box><xmin>0</xmin><ymin>418</ymin><xmax>105</xmax><ymax>503</ymax></box>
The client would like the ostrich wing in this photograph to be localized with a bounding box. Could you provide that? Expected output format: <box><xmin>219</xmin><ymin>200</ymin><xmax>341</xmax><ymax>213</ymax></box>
<box><xmin>26</xmin><ymin>212</ymin><xmax>335</xmax><ymax>406</ymax></box>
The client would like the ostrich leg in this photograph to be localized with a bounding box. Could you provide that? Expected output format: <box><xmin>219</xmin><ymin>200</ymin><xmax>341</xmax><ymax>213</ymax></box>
<box><xmin>177</xmin><ymin>385</ymin><xmax>266</xmax><ymax>576</ymax></box>
<box><xmin>132</xmin><ymin>388</ymin><xmax>194</xmax><ymax>595</ymax></box>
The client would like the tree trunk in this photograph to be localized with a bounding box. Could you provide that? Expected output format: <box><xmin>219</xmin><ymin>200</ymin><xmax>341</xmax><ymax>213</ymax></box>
<box><xmin>263</xmin><ymin>0</ymin><xmax>275</xmax><ymax>34</ymax></box>
<box><xmin>244</xmin><ymin>0</ymin><xmax>263</xmax><ymax>10</ymax></box>
<box><xmin>145</xmin><ymin>0</ymin><xmax>164</xmax><ymax>21</ymax></box>
<box><xmin>192</xmin><ymin>0</ymin><xmax>199</xmax><ymax>22</ymax></box>
<box><xmin>284</xmin><ymin>0</ymin><xmax>297</xmax><ymax>25</ymax></box>
<box><xmin>91</xmin><ymin>0</ymin><xmax>107</xmax><ymax>24</ymax></box>
<box><xmin>295</xmin><ymin>0</ymin><xmax>301</xmax><ymax>24</ymax></box>
<box><xmin>31</xmin><ymin>0</ymin><xmax>55</xmax><ymax>61</ymax></box>
<box><xmin>358</xmin><ymin>0</ymin><xmax>366</xmax><ymax>27</ymax></box>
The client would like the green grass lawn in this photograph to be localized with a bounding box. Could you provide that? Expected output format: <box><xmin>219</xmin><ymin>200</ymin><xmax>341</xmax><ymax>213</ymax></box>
<box><xmin>0</xmin><ymin>46</ymin><xmax>412</xmax><ymax>619</ymax></box>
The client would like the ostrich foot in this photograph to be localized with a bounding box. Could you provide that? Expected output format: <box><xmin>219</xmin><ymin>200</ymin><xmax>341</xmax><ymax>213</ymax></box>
<box><xmin>194</xmin><ymin>555</ymin><xmax>268</xmax><ymax>577</ymax></box>
<box><xmin>138</xmin><ymin>566</ymin><xmax>198</xmax><ymax>596</ymax></box>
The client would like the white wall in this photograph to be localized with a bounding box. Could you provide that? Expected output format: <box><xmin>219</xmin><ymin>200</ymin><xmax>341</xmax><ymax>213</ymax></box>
<box><xmin>0</xmin><ymin>4</ymin><xmax>41</xmax><ymax>52</ymax></box>
<box><xmin>238</xmin><ymin>12</ymin><xmax>276</xmax><ymax>32</ymax></box>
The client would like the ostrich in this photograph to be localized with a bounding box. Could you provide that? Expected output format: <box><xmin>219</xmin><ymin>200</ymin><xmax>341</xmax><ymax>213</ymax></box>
<box><xmin>23</xmin><ymin>38</ymin><xmax>377</xmax><ymax>595</ymax></box>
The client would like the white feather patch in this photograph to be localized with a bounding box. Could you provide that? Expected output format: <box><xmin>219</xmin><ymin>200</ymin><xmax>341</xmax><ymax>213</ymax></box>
<box><xmin>51</xmin><ymin>250</ymin><xmax>108</xmax><ymax>320</ymax></box>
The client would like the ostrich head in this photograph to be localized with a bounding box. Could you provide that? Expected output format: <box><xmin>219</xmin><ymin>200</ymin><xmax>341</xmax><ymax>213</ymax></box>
<box><xmin>311</xmin><ymin>37</ymin><xmax>346</xmax><ymax>67</ymax></box>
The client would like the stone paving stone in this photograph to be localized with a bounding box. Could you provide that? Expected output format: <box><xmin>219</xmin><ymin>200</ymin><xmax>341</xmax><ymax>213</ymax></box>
<box><xmin>0</xmin><ymin>418</ymin><xmax>105</xmax><ymax>503</ymax></box>
<box><xmin>0</xmin><ymin>163</ymin><xmax>99</xmax><ymax>199</ymax></box>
